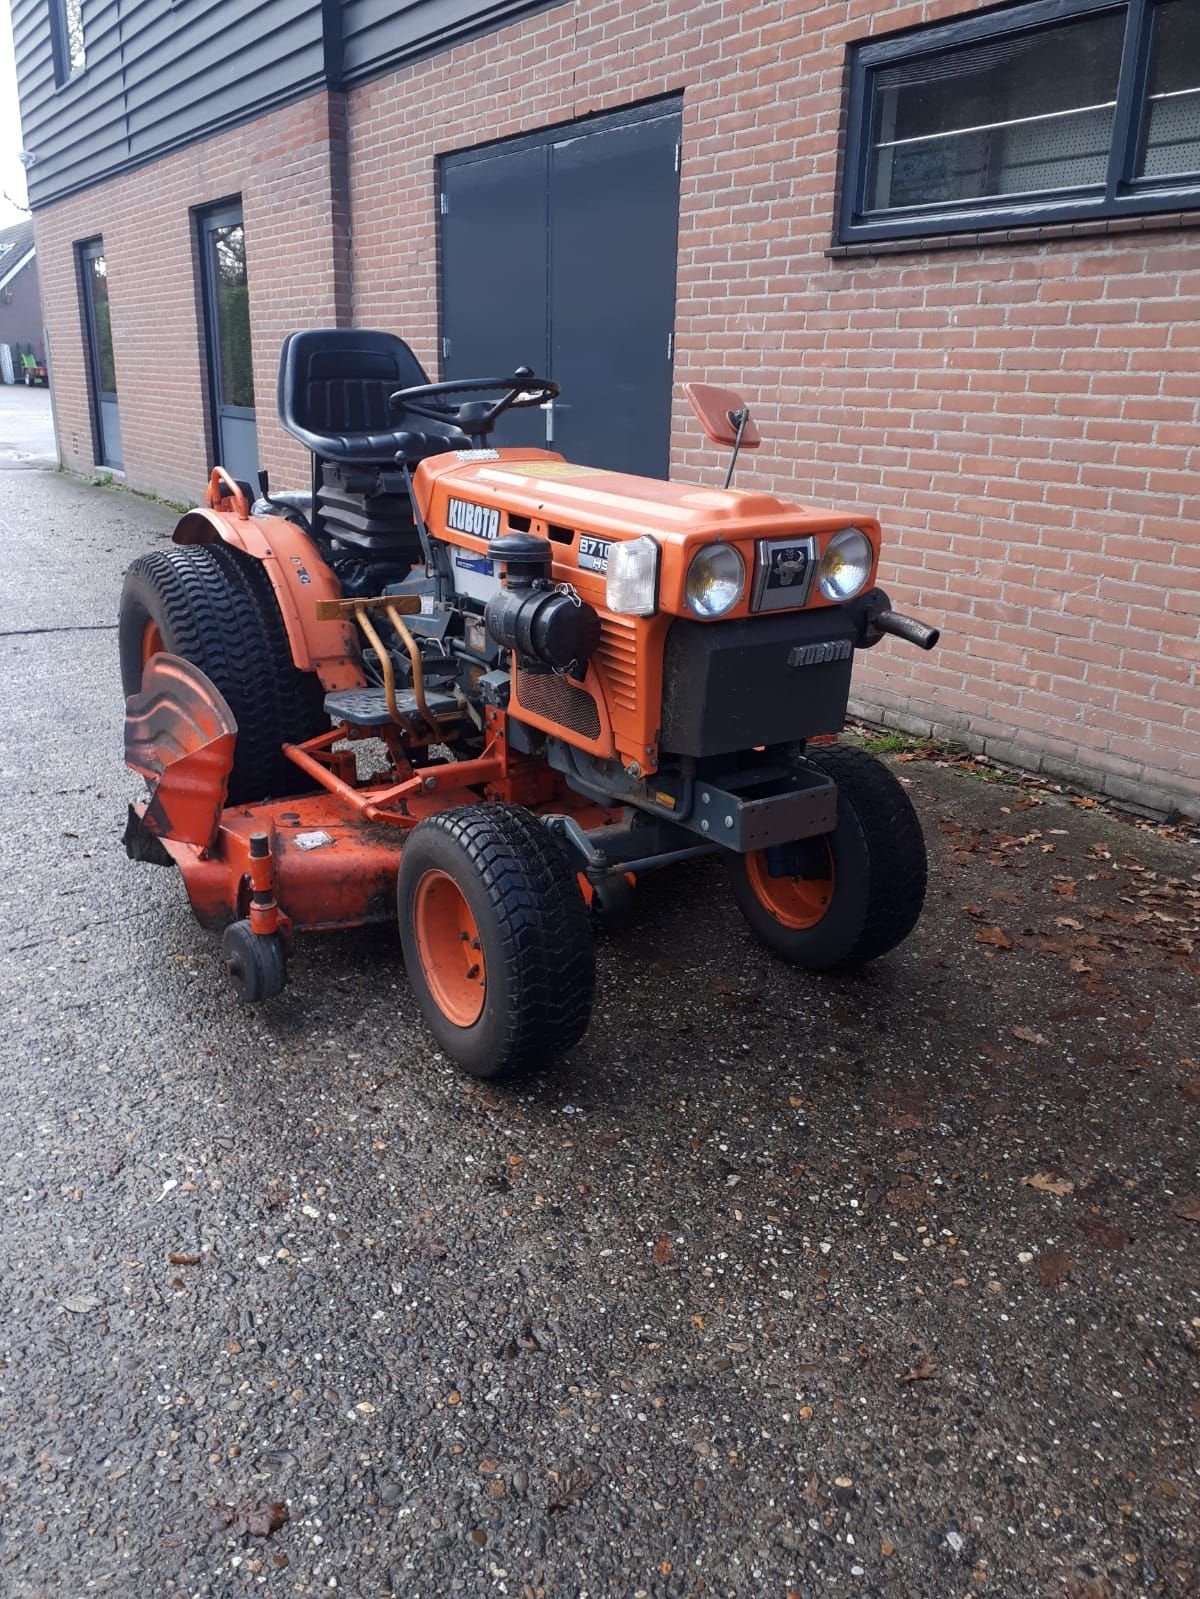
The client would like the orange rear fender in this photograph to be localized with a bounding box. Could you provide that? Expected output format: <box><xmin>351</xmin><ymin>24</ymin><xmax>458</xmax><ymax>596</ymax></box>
<box><xmin>124</xmin><ymin>653</ymin><xmax>236</xmax><ymax>853</ymax></box>
<box><xmin>172</xmin><ymin>505</ymin><xmax>365</xmax><ymax>691</ymax></box>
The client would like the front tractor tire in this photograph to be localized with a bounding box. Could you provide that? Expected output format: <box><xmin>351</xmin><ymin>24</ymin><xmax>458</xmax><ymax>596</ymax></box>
<box><xmin>728</xmin><ymin>744</ymin><xmax>926</xmax><ymax>971</ymax></box>
<box><xmin>397</xmin><ymin>804</ymin><xmax>595</xmax><ymax>1079</ymax></box>
<box><xmin>119</xmin><ymin>544</ymin><xmax>326</xmax><ymax>804</ymax></box>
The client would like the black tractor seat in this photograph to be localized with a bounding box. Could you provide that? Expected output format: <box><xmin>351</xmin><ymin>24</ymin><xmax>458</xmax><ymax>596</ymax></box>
<box><xmin>278</xmin><ymin>329</ymin><xmax>471</xmax><ymax>467</ymax></box>
<box><xmin>276</xmin><ymin>328</ymin><xmax>470</xmax><ymax>570</ymax></box>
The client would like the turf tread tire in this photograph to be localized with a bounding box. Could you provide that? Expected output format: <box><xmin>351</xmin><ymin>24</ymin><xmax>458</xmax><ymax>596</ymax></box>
<box><xmin>397</xmin><ymin>804</ymin><xmax>594</xmax><ymax>1078</ymax></box>
<box><xmin>119</xmin><ymin>544</ymin><xmax>326</xmax><ymax>803</ymax></box>
<box><xmin>729</xmin><ymin>744</ymin><xmax>926</xmax><ymax>970</ymax></box>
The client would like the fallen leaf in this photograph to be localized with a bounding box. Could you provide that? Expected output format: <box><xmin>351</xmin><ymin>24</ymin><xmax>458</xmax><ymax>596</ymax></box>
<box><xmin>651</xmin><ymin>1233</ymin><xmax>676</xmax><ymax>1266</ymax></box>
<box><xmin>1022</xmin><ymin>1172</ymin><xmax>1074</xmax><ymax>1196</ymax></box>
<box><xmin>1075</xmin><ymin>1214</ymin><xmax>1131</xmax><ymax>1250</ymax></box>
<box><xmin>169</xmin><ymin>1252</ymin><xmax>201</xmax><ymax>1266</ymax></box>
<box><xmin>975</xmin><ymin>925</ymin><xmax>1013</xmax><ymax>950</ymax></box>
<box><xmin>962</xmin><ymin>903</ymin><xmax>986</xmax><ymax>919</ymax></box>
<box><xmin>1011</xmin><ymin>1026</ymin><xmax>1049</xmax><ymax>1046</ymax></box>
<box><xmin>547</xmin><ymin>1465</ymin><xmax>593</xmax><ymax>1512</ymax></box>
<box><xmin>1171</xmin><ymin>1195</ymin><xmax>1200</xmax><ymax>1223</ymax></box>
<box><xmin>213</xmin><ymin>1499</ymin><xmax>289</xmax><ymax>1539</ymax></box>
<box><xmin>1035</xmin><ymin>1249</ymin><xmax>1074</xmax><ymax>1286</ymax></box>
<box><xmin>899</xmin><ymin>1350</ymin><xmax>936</xmax><ymax>1383</ymax></box>
<box><xmin>58</xmin><ymin>1292</ymin><xmax>101</xmax><ymax>1314</ymax></box>
<box><xmin>881</xmin><ymin>1538</ymin><xmax>896</xmax><ymax>1557</ymax></box>
<box><xmin>1181</xmin><ymin>1079</ymin><xmax>1200</xmax><ymax>1102</ymax></box>
<box><xmin>887</xmin><ymin>1110</ymin><xmax>925</xmax><ymax>1131</ymax></box>
<box><xmin>1051</xmin><ymin>879</ymin><xmax>1078</xmax><ymax>898</ymax></box>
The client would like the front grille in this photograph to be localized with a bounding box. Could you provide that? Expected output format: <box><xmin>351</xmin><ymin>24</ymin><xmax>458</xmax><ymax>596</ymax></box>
<box><xmin>515</xmin><ymin>671</ymin><xmax>601</xmax><ymax>739</ymax></box>
<box><xmin>594</xmin><ymin>614</ymin><xmax>638</xmax><ymax>717</ymax></box>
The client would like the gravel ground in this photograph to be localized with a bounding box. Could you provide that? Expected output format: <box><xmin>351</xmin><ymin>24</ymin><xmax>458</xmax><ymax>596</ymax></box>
<box><xmin>0</xmin><ymin>442</ymin><xmax>1196</xmax><ymax>1599</ymax></box>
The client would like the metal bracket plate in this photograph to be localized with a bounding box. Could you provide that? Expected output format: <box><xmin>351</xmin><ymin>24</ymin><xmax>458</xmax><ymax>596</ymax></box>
<box><xmin>691</xmin><ymin>768</ymin><xmax>837</xmax><ymax>852</ymax></box>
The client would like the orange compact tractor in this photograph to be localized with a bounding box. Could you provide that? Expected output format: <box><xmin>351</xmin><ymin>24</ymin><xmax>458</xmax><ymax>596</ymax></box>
<box><xmin>120</xmin><ymin>330</ymin><xmax>939</xmax><ymax>1077</ymax></box>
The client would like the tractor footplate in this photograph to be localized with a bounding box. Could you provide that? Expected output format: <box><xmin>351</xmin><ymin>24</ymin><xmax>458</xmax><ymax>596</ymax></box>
<box><xmin>323</xmin><ymin>685</ymin><xmax>461</xmax><ymax>728</ymax></box>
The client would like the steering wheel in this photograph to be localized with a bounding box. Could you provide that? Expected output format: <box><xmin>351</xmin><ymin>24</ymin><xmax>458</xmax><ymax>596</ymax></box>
<box><xmin>389</xmin><ymin>366</ymin><xmax>559</xmax><ymax>439</ymax></box>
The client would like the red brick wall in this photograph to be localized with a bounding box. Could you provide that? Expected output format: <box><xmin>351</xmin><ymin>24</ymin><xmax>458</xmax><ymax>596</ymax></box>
<box><xmin>33</xmin><ymin>92</ymin><xmax>349</xmax><ymax>505</ymax></box>
<box><xmin>30</xmin><ymin>0</ymin><xmax>1200</xmax><ymax>815</ymax></box>
<box><xmin>346</xmin><ymin>0</ymin><xmax>1200</xmax><ymax>818</ymax></box>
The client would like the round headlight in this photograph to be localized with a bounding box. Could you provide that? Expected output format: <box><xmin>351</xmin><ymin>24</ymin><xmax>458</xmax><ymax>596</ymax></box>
<box><xmin>686</xmin><ymin>543</ymin><xmax>745</xmax><ymax>618</ymax></box>
<box><xmin>817</xmin><ymin>527</ymin><xmax>873</xmax><ymax>602</ymax></box>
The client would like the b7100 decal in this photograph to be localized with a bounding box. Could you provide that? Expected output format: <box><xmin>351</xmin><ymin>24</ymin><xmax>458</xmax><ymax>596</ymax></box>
<box><xmin>446</xmin><ymin>498</ymin><xmax>501</xmax><ymax>541</ymax></box>
<box><xmin>577</xmin><ymin>535</ymin><xmax>611</xmax><ymax>573</ymax></box>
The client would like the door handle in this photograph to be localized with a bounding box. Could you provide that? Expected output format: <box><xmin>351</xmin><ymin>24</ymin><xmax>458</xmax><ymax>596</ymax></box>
<box><xmin>540</xmin><ymin>399</ymin><xmax>569</xmax><ymax>447</ymax></box>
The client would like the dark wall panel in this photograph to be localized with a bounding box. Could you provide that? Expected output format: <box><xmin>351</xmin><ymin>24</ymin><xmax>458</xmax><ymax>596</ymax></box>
<box><xmin>13</xmin><ymin>0</ymin><xmax>326</xmax><ymax>207</ymax></box>
<box><xmin>11</xmin><ymin>0</ymin><xmax>568</xmax><ymax>206</ymax></box>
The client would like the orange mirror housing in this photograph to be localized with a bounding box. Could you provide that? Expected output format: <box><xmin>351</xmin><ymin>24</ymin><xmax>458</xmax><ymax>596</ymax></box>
<box><xmin>683</xmin><ymin>382</ymin><xmax>762</xmax><ymax>449</ymax></box>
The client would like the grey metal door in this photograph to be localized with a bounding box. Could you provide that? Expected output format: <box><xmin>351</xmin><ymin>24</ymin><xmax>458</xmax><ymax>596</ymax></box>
<box><xmin>79</xmin><ymin>240</ymin><xmax>121</xmax><ymax>469</ymax></box>
<box><xmin>440</xmin><ymin>100</ymin><xmax>681</xmax><ymax>477</ymax></box>
<box><xmin>199</xmin><ymin>203</ymin><xmax>258</xmax><ymax>485</ymax></box>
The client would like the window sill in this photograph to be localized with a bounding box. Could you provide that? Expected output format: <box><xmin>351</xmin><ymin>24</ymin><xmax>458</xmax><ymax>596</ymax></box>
<box><xmin>828</xmin><ymin>209</ymin><xmax>1200</xmax><ymax>260</ymax></box>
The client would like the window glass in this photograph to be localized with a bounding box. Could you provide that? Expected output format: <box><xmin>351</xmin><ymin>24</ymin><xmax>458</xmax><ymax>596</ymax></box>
<box><xmin>210</xmin><ymin>224</ymin><xmax>254</xmax><ymax>410</ymax></box>
<box><xmin>1139</xmin><ymin>0</ymin><xmax>1200</xmax><ymax>177</ymax></box>
<box><xmin>87</xmin><ymin>254</ymin><xmax>116</xmax><ymax>396</ymax></box>
<box><xmin>55</xmin><ymin>0</ymin><xmax>86</xmax><ymax>80</ymax></box>
<box><xmin>867</xmin><ymin>11</ymin><xmax>1126</xmax><ymax>213</ymax></box>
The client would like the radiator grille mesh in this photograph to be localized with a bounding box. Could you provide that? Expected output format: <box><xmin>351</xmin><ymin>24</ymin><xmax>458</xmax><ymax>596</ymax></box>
<box><xmin>516</xmin><ymin>671</ymin><xmax>601</xmax><ymax>739</ymax></box>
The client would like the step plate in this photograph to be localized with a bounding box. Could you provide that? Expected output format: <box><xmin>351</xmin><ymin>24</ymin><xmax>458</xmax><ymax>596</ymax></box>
<box><xmin>324</xmin><ymin>685</ymin><xmax>460</xmax><ymax>728</ymax></box>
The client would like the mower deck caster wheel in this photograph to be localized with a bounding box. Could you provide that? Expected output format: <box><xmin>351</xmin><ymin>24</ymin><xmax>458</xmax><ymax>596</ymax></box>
<box><xmin>589</xmin><ymin>870</ymin><xmax>636</xmax><ymax>932</ymax></box>
<box><xmin>222</xmin><ymin>920</ymin><xmax>287</xmax><ymax>1003</ymax></box>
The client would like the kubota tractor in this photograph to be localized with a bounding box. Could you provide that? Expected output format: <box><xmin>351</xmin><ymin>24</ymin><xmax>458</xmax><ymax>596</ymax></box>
<box><xmin>120</xmin><ymin>329</ymin><xmax>939</xmax><ymax>1078</ymax></box>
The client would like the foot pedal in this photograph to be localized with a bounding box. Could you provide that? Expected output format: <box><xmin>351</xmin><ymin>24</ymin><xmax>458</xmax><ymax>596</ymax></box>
<box><xmin>324</xmin><ymin>685</ymin><xmax>460</xmax><ymax>728</ymax></box>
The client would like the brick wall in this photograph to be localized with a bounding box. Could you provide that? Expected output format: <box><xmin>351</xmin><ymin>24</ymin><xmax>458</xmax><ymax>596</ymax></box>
<box><xmin>30</xmin><ymin>0</ymin><xmax>1200</xmax><ymax>814</ymax></box>
<box><xmin>32</xmin><ymin>92</ymin><xmax>349</xmax><ymax>505</ymax></box>
<box><xmin>346</xmin><ymin>0</ymin><xmax>1200</xmax><ymax>817</ymax></box>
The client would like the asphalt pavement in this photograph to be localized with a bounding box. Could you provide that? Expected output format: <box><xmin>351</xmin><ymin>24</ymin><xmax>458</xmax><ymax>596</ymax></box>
<box><xmin>0</xmin><ymin>410</ymin><xmax>1197</xmax><ymax>1599</ymax></box>
<box><xmin>0</xmin><ymin>383</ymin><xmax>57</xmax><ymax>469</ymax></box>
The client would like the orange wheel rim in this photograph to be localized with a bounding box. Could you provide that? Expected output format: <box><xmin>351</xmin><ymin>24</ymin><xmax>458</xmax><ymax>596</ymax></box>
<box><xmin>412</xmin><ymin>869</ymin><xmax>487</xmax><ymax>1028</ymax></box>
<box><xmin>141</xmin><ymin>619</ymin><xmax>164</xmax><ymax>669</ymax></box>
<box><xmin>746</xmin><ymin>844</ymin><xmax>835</xmax><ymax>930</ymax></box>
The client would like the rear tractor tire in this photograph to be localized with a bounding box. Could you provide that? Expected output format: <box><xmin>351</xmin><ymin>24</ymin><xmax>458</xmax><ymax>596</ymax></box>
<box><xmin>397</xmin><ymin>804</ymin><xmax>595</xmax><ymax>1079</ymax></box>
<box><xmin>728</xmin><ymin>744</ymin><xmax>926</xmax><ymax>971</ymax></box>
<box><xmin>118</xmin><ymin>544</ymin><xmax>327</xmax><ymax>804</ymax></box>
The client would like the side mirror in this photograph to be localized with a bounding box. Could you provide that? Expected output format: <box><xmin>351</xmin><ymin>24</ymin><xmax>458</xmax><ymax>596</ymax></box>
<box><xmin>683</xmin><ymin>382</ymin><xmax>762</xmax><ymax>450</ymax></box>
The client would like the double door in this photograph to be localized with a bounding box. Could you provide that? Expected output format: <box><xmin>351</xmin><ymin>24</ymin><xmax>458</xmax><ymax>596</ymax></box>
<box><xmin>440</xmin><ymin>100</ymin><xmax>682</xmax><ymax>478</ymax></box>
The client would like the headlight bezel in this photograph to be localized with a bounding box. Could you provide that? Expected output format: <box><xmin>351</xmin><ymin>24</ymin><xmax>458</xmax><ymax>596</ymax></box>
<box><xmin>685</xmin><ymin>542</ymin><xmax>747</xmax><ymax>619</ymax></box>
<box><xmin>817</xmin><ymin>526</ymin><xmax>874</xmax><ymax>603</ymax></box>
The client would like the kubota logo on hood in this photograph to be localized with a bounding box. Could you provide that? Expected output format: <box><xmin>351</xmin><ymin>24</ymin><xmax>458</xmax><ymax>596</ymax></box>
<box><xmin>446</xmin><ymin>498</ymin><xmax>501</xmax><ymax>541</ymax></box>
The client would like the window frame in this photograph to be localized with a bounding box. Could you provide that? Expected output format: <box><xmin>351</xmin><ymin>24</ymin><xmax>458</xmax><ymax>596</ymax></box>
<box><xmin>837</xmin><ymin>0</ymin><xmax>1200</xmax><ymax>245</ymax></box>
<box><xmin>50</xmin><ymin>0</ymin><xmax>87</xmax><ymax>86</ymax></box>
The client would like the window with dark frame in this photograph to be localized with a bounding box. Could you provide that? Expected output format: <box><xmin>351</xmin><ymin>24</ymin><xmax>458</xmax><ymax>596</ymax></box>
<box><xmin>50</xmin><ymin>0</ymin><xmax>86</xmax><ymax>85</ymax></box>
<box><xmin>838</xmin><ymin>0</ymin><xmax>1200</xmax><ymax>244</ymax></box>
